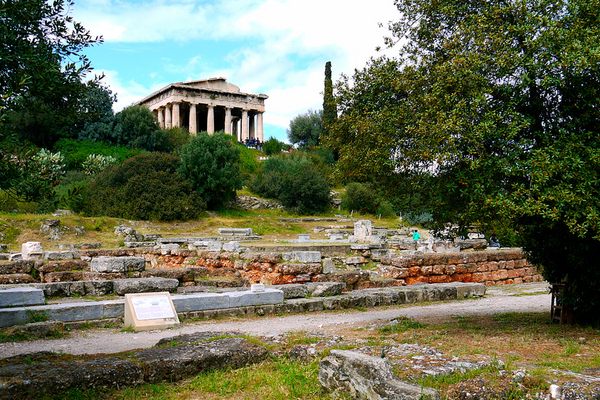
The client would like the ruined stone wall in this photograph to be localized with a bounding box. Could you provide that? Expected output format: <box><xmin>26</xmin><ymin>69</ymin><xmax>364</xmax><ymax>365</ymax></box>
<box><xmin>0</xmin><ymin>248</ymin><xmax>542</xmax><ymax>290</ymax></box>
<box><xmin>379</xmin><ymin>249</ymin><xmax>543</xmax><ymax>286</ymax></box>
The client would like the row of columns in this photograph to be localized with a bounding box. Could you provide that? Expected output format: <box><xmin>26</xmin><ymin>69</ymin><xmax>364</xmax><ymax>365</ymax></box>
<box><xmin>155</xmin><ymin>103</ymin><xmax>264</xmax><ymax>142</ymax></box>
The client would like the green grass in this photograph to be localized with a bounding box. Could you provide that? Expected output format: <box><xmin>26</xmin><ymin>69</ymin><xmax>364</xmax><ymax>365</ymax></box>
<box><xmin>379</xmin><ymin>317</ymin><xmax>425</xmax><ymax>334</ymax></box>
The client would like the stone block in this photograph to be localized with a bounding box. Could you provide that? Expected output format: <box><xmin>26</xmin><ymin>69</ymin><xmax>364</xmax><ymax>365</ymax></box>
<box><xmin>160</xmin><ymin>243</ymin><xmax>180</xmax><ymax>255</ymax></box>
<box><xmin>90</xmin><ymin>256</ymin><xmax>146</xmax><ymax>273</ymax></box>
<box><xmin>42</xmin><ymin>271</ymin><xmax>85</xmax><ymax>283</ymax></box>
<box><xmin>282</xmin><ymin>251</ymin><xmax>322</xmax><ymax>263</ymax></box>
<box><xmin>113</xmin><ymin>277</ymin><xmax>179</xmax><ymax>295</ymax></box>
<box><xmin>279</xmin><ymin>263</ymin><xmax>322</xmax><ymax>275</ymax></box>
<box><xmin>218</xmin><ymin>227</ymin><xmax>253</xmax><ymax>236</ymax></box>
<box><xmin>0</xmin><ymin>260</ymin><xmax>34</xmax><ymax>274</ymax></box>
<box><xmin>222</xmin><ymin>241</ymin><xmax>240</xmax><ymax>252</ymax></box>
<box><xmin>227</xmin><ymin>288</ymin><xmax>283</xmax><ymax>308</ymax></box>
<box><xmin>271</xmin><ymin>284</ymin><xmax>308</xmax><ymax>299</ymax></box>
<box><xmin>322</xmin><ymin>258</ymin><xmax>337</xmax><ymax>274</ymax></box>
<box><xmin>21</xmin><ymin>242</ymin><xmax>43</xmax><ymax>260</ymax></box>
<box><xmin>84</xmin><ymin>280</ymin><xmax>114</xmax><ymax>296</ymax></box>
<box><xmin>353</xmin><ymin>220</ymin><xmax>372</xmax><ymax>241</ymax></box>
<box><xmin>344</xmin><ymin>256</ymin><xmax>367</xmax><ymax>265</ymax></box>
<box><xmin>297</xmin><ymin>234</ymin><xmax>311</xmax><ymax>242</ymax></box>
<box><xmin>0</xmin><ymin>253</ymin><xmax>9</xmax><ymax>260</ymax></box>
<box><xmin>306</xmin><ymin>282</ymin><xmax>345</xmax><ymax>297</ymax></box>
<box><xmin>172</xmin><ymin>292</ymin><xmax>230</xmax><ymax>312</ymax></box>
<box><xmin>319</xmin><ymin>350</ymin><xmax>440</xmax><ymax>400</ymax></box>
<box><xmin>0</xmin><ymin>273</ymin><xmax>36</xmax><ymax>284</ymax></box>
<box><xmin>44</xmin><ymin>251</ymin><xmax>78</xmax><ymax>260</ymax></box>
<box><xmin>0</xmin><ymin>287</ymin><xmax>45</xmax><ymax>307</ymax></box>
<box><xmin>37</xmin><ymin>259</ymin><xmax>88</xmax><ymax>273</ymax></box>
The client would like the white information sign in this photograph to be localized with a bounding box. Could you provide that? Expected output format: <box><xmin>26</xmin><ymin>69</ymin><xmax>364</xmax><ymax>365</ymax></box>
<box><xmin>131</xmin><ymin>295</ymin><xmax>176</xmax><ymax>320</ymax></box>
<box><xmin>124</xmin><ymin>292</ymin><xmax>180</xmax><ymax>331</ymax></box>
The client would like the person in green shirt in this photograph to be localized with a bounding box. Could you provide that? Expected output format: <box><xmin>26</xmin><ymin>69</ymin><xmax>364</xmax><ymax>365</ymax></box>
<box><xmin>412</xmin><ymin>229</ymin><xmax>421</xmax><ymax>241</ymax></box>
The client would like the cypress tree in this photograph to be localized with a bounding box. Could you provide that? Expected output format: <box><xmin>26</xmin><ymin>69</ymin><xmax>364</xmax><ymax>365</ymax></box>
<box><xmin>322</xmin><ymin>61</ymin><xmax>337</xmax><ymax>134</ymax></box>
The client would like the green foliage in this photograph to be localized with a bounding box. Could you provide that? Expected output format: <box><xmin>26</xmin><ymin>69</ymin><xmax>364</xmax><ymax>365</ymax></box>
<box><xmin>287</xmin><ymin>110</ymin><xmax>323</xmax><ymax>149</ymax></box>
<box><xmin>1</xmin><ymin>0</ymin><xmax>103</xmax><ymax>148</ymax></box>
<box><xmin>84</xmin><ymin>153</ymin><xmax>204</xmax><ymax>221</ymax></box>
<box><xmin>341</xmin><ymin>182</ymin><xmax>379</xmax><ymax>214</ymax></box>
<box><xmin>54</xmin><ymin>139</ymin><xmax>141</xmax><ymax>170</ymax></box>
<box><xmin>262</xmin><ymin>137</ymin><xmax>287</xmax><ymax>156</ymax></box>
<box><xmin>81</xmin><ymin>154</ymin><xmax>116</xmax><ymax>175</ymax></box>
<box><xmin>322</xmin><ymin>61</ymin><xmax>337</xmax><ymax>134</ymax></box>
<box><xmin>329</xmin><ymin>0</ymin><xmax>599</xmax><ymax>322</ymax></box>
<box><xmin>178</xmin><ymin>132</ymin><xmax>242</xmax><ymax>209</ymax></box>
<box><xmin>237</xmin><ymin>143</ymin><xmax>261</xmax><ymax>185</ymax></box>
<box><xmin>153</xmin><ymin>127</ymin><xmax>191</xmax><ymax>152</ymax></box>
<box><xmin>250</xmin><ymin>154</ymin><xmax>331</xmax><ymax>214</ymax></box>
<box><xmin>111</xmin><ymin>105</ymin><xmax>160</xmax><ymax>150</ymax></box>
<box><xmin>376</xmin><ymin>200</ymin><xmax>396</xmax><ymax>218</ymax></box>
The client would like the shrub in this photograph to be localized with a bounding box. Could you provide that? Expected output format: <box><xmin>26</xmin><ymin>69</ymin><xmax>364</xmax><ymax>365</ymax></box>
<box><xmin>262</xmin><ymin>137</ymin><xmax>286</xmax><ymax>156</ymax></box>
<box><xmin>83</xmin><ymin>153</ymin><xmax>204</xmax><ymax>221</ymax></box>
<box><xmin>178</xmin><ymin>133</ymin><xmax>242</xmax><ymax>209</ymax></box>
<box><xmin>112</xmin><ymin>105</ymin><xmax>160</xmax><ymax>150</ymax></box>
<box><xmin>82</xmin><ymin>154</ymin><xmax>117</xmax><ymax>175</ymax></box>
<box><xmin>341</xmin><ymin>182</ymin><xmax>379</xmax><ymax>214</ymax></box>
<box><xmin>250</xmin><ymin>155</ymin><xmax>331</xmax><ymax>214</ymax></box>
<box><xmin>376</xmin><ymin>200</ymin><xmax>396</xmax><ymax>218</ymax></box>
<box><xmin>54</xmin><ymin>139</ymin><xmax>141</xmax><ymax>170</ymax></box>
<box><xmin>237</xmin><ymin>143</ymin><xmax>261</xmax><ymax>185</ymax></box>
<box><xmin>153</xmin><ymin>127</ymin><xmax>191</xmax><ymax>153</ymax></box>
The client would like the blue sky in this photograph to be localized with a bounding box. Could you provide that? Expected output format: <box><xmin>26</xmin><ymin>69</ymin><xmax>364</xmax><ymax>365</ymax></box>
<box><xmin>74</xmin><ymin>0</ymin><xmax>398</xmax><ymax>142</ymax></box>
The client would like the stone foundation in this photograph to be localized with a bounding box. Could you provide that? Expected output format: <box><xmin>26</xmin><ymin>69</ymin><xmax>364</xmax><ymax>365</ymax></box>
<box><xmin>0</xmin><ymin>247</ymin><xmax>542</xmax><ymax>293</ymax></box>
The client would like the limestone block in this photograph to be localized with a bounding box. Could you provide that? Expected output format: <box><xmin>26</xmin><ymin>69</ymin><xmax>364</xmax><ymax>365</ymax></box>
<box><xmin>172</xmin><ymin>292</ymin><xmax>231</xmax><ymax>312</ymax></box>
<box><xmin>218</xmin><ymin>228</ymin><xmax>253</xmax><ymax>236</ymax></box>
<box><xmin>90</xmin><ymin>256</ymin><xmax>146</xmax><ymax>273</ymax></box>
<box><xmin>271</xmin><ymin>284</ymin><xmax>308</xmax><ymax>299</ymax></box>
<box><xmin>227</xmin><ymin>288</ymin><xmax>283</xmax><ymax>308</ymax></box>
<box><xmin>222</xmin><ymin>241</ymin><xmax>240</xmax><ymax>252</ymax></box>
<box><xmin>0</xmin><ymin>287</ymin><xmax>45</xmax><ymax>308</ymax></box>
<box><xmin>353</xmin><ymin>220</ymin><xmax>372</xmax><ymax>241</ymax></box>
<box><xmin>192</xmin><ymin>241</ymin><xmax>223</xmax><ymax>251</ymax></box>
<box><xmin>306</xmin><ymin>282</ymin><xmax>345</xmax><ymax>297</ymax></box>
<box><xmin>282</xmin><ymin>251</ymin><xmax>322</xmax><ymax>263</ymax></box>
<box><xmin>113</xmin><ymin>277</ymin><xmax>179</xmax><ymax>295</ymax></box>
<box><xmin>160</xmin><ymin>243</ymin><xmax>180</xmax><ymax>255</ymax></box>
<box><xmin>84</xmin><ymin>280</ymin><xmax>114</xmax><ymax>296</ymax></box>
<box><xmin>322</xmin><ymin>258</ymin><xmax>337</xmax><ymax>274</ymax></box>
<box><xmin>344</xmin><ymin>256</ymin><xmax>367</xmax><ymax>265</ymax></box>
<box><xmin>0</xmin><ymin>260</ymin><xmax>34</xmax><ymax>274</ymax></box>
<box><xmin>279</xmin><ymin>263</ymin><xmax>322</xmax><ymax>275</ymax></box>
<box><xmin>22</xmin><ymin>242</ymin><xmax>43</xmax><ymax>260</ymax></box>
<box><xmin>0</xmin><ymin>274</ymin><xmax>36</xmax><ymax>284</ymax></box>
<box><xmin>297</xmin><ymin>234</ymin><xmax>311</xmax><ymax>242</ymax></box>
<box><xmin>44</xmin><ymin>251</ymin><xmax>78</xmax><ymax>261</ymax></box>
<box><xmin>319</xmin><ymin>350</ymin><xmax>440</xmax><ymax>400</ymax></box>
<box><xmin>329</xmin><ymin>234</ymin><xmax>345</xmax><ymax>241</ymax></box>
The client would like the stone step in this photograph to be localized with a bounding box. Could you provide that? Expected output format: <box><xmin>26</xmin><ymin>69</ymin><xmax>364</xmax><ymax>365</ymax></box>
<box><xmin>0</xmin><ymin>287</ymin><xmax>45</xmax><ymax>308</ymax></box>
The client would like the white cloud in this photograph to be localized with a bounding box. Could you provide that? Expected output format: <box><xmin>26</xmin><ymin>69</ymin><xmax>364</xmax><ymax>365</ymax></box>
<box><xmin>75</xmin><ymin>0</ymin><xmax>399</xmax><ymax>130</ymax></box>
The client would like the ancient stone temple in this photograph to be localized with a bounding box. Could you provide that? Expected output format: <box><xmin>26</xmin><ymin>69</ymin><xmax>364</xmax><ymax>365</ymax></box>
<box><xmin>136</xmin><ymin>78</ymin><xmax>267</xmax><ymax>142</ymax></box>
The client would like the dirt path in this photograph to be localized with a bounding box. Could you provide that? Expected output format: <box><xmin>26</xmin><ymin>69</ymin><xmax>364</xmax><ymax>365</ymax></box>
<box><xmin>0</xmin><ymin>283</ymin><xmax>551</xmax><ymax>359</ymax></box>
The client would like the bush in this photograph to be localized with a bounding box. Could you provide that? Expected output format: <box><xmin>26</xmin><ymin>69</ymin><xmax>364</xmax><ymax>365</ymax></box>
<box><xmin>341</xmin><ymin>182</ymin><xmax>379</xmax><ymax>214</ymax></box>
<box><xmin>81</xmin><ymin>154</ymin><xmax>117</xmax><ymax>175</ymax></box>
<box><xmin>83</xmin><ymin>153</ymin><xmax>204</xmax><ymax>221</ymax></box>
<box><xmin>262</xmin><ymin>137</ymin><xmax>286</xmax><ymax>156</ymax></box>
<box><xmin>250</xmin><ymin>155</ymin><xmax>331</xmax><ymax>214</ymax></box>
<box><xmin>178</xmin><ymin>133</ymin><xmax>242</xmax><ymax>209</ymax></box>
<box><xmin>376</xmin><ymin>200</ymin><xmax>396</xmax><ymax>218</ymax></box>
<box><xmin>54</xmin><ymin>139</ymin><xmax>141</xmax><ymax>170</ymax></box>
<box><xmin>153</xmin><ymin>127</ymin><xmax>191</xmax><ymax>153</ymax></box>
<box><xmin>237</xmin><ymin>143</ymin><xmax>261</xmax><ymax>185</ymax></box>
<box><xmin>112</xmin><ymin>105</ymin><xmax>160</xmax><ymax>150</ymax></box>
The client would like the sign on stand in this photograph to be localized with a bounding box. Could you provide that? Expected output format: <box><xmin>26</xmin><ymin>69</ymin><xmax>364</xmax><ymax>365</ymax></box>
<box><xmin>124</xmin><ymin>292</ymin><xmax>180</xmax><ymax>331</ymax></box>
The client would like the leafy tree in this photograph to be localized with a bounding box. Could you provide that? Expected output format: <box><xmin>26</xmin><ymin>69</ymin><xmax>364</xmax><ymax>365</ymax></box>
<box><xmin>262</xmin><ymin>137</ymin><xmax>286</xmax><ymax>156</ymax></box>
<box><xmin>331</xmin><ymin>0</ymin><xmax>599</xmax><ymax>322</ymax></box>
<box><xmin>111</xmin><ymin>105</ymin><xmax>160</xmax><ymax>150</ymax></box>
<box><xmin>250</xmin><ymin>154</ymin><xmax>331</xmax><ymax>214</ymax></box>
<box><xmin>0</xmin><ymin>0</ymin><xmax>103</xmax><ymax>147</ymax></box>
<box><xmin>322</xmin><ymin>61</ymin><xmax>337</xmax><ymax>134</ymax></box>
<box><xmin>84</xmin><ymin>153</ymin><xmax>203</xmax><ymax>221</ymax></box>
<box><xmin>287</xmin><ymin>110</ymin><xmax>323</xmax><ymax>148</ymax></box>
<box><xmin>178</xmin><ymin>132</ymin><xmax>242</xmax><ymax>209</ymax></box>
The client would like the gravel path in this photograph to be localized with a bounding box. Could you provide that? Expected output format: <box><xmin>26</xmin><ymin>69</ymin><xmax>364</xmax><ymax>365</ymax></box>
<box><xmin>0</xmin><ymin>283</ymin><xmax>551</xmax><ymax>359</ymax></box>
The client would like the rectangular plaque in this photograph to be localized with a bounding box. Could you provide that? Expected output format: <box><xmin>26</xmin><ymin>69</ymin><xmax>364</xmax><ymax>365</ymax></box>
<box><xmin>124</xmin><ymin>292</ymin><xmax>180</xmax><ymax>331</ymax></box>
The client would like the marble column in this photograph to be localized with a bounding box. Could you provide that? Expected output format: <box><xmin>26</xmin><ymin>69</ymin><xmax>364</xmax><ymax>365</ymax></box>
<box><xmin>165</xmin><ymin>104</ymin><xmax>172</xmax><ymax>129</ymax></box>
<box><xmin>157</xmin><ymin>108</ymin><xmax>164</xmax><ymax>128</ymax></box>
<box><xmin>257</xmin><ymin>112</ymin><xmax>264</xmax><ymax>142</ymax></box>
<box><xmin>224</xmin><ymin>107</ymin><xmax>232</xmax><ymax>134</ymax></box>
<box><xmin>207</xmin><ymin>105</ymin><xmax>215</xmax><ymax>134</ymax></box>
<box><xmin>189</xmin><ymin>103</ymin><xmax>197</xmax><ymax>135</ymax></box>
<box><xmin>172</xmin><ymin>102</ymin><xmax>180</xmax><ymax>128</ymax></box>
<box><xmin>249</xmin><ymin>112</ymin><xmax>255</xmax><ymax>139</ymax></box>
<box><xmin>241</xmin><ymin>110</ymin><xmax>249</xmax><ymax>141</ymax></box>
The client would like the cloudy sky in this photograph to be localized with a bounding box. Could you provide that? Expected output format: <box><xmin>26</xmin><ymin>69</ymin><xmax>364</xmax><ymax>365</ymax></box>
<box><xmin>74</xmin><ymin>0</ymin><xmax>399</xmax><ymax>142</ymax></box>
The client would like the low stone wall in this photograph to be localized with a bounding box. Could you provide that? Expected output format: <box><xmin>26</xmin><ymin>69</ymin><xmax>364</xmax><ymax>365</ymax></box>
<box><xmin>379</xmin><ymin>249</ymin><xmax>543</xmax><ymax>285</ymax></box>
<box><xmin>0</xmin><ymin>247</ymin><xmax>542</xmax><ymax>291</ymax></box>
